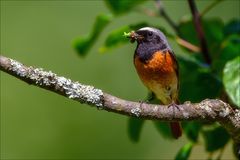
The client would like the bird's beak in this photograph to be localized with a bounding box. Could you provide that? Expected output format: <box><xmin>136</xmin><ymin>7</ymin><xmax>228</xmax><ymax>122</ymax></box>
<box><xmin>127</xmin><ymin>31</ymin><xmax>144</xmax><ymax>43</ymax></box>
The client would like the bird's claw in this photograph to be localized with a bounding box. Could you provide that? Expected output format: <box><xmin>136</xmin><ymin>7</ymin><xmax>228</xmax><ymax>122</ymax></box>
<box><xmin>168</xmin><ymin>102</ymin><xmax>180</xmax><ymax>111</ymax></box>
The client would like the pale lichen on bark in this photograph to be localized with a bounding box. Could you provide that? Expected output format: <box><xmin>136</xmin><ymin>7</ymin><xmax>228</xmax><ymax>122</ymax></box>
<box><xmin>4</xmin><ymin>57</ymin><xmax>104</xmax><ymax>107</ymax></box>
<box><xmin>130</xmin><ymin>107</ymin><xmax>142</xmax><ymax>117</ymax></box>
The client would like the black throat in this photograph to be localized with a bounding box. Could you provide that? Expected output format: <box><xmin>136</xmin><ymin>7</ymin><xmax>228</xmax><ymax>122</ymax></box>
<box><xmin>134</xmin><ymin>42</ymin><xmax>168</xmax><ymax>63</ymax></box>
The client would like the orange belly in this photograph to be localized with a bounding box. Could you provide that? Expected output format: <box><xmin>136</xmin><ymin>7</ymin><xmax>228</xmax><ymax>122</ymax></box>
<box><xmin>134</xmin><ymin>51</ymin><xmax>178</xmax><ymax>104</ymax></box>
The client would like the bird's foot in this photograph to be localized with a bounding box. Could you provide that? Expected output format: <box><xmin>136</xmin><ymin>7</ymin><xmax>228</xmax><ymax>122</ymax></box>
<box><xmin>146</xmin><ymin>92</ymin><xmax>155</xmax><ymax>102</ymax></box>
<box><xmin>138</xmin><ymin>100</ymin><xmax>147</xmax><ymax>107</ymax></box>
<box><xmin>168</xmin><ymin>102</ymin><xmax>180</xmax><ymax>111</ymax></box>
<box><xmin>167</xmin><ymin>102</ymin><xmax>180</xmax><ymax>119</ymax></box>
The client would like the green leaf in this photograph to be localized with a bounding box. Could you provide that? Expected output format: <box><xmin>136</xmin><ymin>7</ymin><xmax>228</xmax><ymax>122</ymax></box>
<box><xmin>104</xmin><ymin>0</ymin><xmax>146</xmax><ymax>15</ymax></box>
<box><xmin>74</xmin><ymin>36</ymin><xmax>92</xmax><ymax>57</ymax></box>
<box><xmin>73</xmin><ymin>14</ymin><xmax>113</xmax><ymax>56</ymax></box>
<box><xmin>91</xmin><ymin>14</ymin><xmax>113</xmax><ymax>37</ymax></box>
<box><xmin>223</xmin><ymin>56</ymin><xmax>240</xmax><ymax>107</ymax></box>
<box><xmin>175</xmin><ymin>143</ymin><xmax>193</xmax><ymax>160</ymax></box>
<box><xmin>224</xmin><ymin>19</ymin><xmax>240</xmax><ymax>36</ymax></box>
<box><xmin>153</xmin><ymin>121</ymin><xmax>174</xmax><ymax>139</ymax></box>
<box><xmin>179</xmin><ymin>58</ymin><xmax>222</xmax><ymax>102</ymax></box>
<box><xmin>182</xmin><ymin>121</ymin><xmax>202</xmax><ymax>142</ymax></box>
<box><xmin>212</xmin><ymin>34</ymin><xmax>240</xmax><ymax>75</ymax></box>
<box><xmin>100</xmin><ymin>26</ymin><xmax>130</xmax><ymax>53</ymax></box>
<box><xmin>202</xmin><ymin>126</ymin><xmax>230</xmax><ymax>152</ymax></box>
<box><xmin>100</xmin><ymin>23</ymin><xmax>148</xmax><ymax>52</ymax></box>
<box><xmin>127</xmin><ymin>117</ymin><xmax>144</xmax><ymax>142</ymax></box>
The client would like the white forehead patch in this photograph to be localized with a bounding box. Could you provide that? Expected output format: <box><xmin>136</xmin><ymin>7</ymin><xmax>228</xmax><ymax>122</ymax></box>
<box><xmin>138</xmin><ymin>27</ymin><xmax>158</xmax><ymax>34</ymax></box>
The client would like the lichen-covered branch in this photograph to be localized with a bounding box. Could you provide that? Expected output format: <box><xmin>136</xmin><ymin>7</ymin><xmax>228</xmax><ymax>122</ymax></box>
<box><xmin>0</xmin><ymin>55</ymin><xmax>239</xmax><ymax>142</ymax></box>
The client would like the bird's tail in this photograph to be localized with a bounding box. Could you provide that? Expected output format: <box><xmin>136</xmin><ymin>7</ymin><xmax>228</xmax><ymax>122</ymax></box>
<box><xmin>170</xmin><ymin>122</ymin><xmax>182</xmax><ymax>139</ymax></box>
<box><xmin>170</xmin><ymin>99</ymin><xmax>182</xmax><ymax>139</ymax></box>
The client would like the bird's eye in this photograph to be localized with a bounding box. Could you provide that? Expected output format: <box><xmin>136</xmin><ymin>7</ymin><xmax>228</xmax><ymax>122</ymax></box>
<box><xmin>148</xmin><ymin>31</ymin><xmax>153</xmax><ymax>36</ymax></box>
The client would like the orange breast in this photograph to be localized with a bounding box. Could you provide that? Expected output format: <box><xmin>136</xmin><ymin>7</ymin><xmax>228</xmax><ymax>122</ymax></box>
<box><xmin>134</xmin><ymin>51</ymin><xmax>176</xmax><ymax>82</ymax></box>
<box><xmin>134</xmin><ymin>51</ymin><xmax>178</xmax><ymax>104</ymax></box>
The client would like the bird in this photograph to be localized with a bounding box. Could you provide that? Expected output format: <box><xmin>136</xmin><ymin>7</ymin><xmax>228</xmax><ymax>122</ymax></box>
<box><xmin>127</xmin><ymin>27</ymin><xmax>182</xmax><ymax>139</ymax></box>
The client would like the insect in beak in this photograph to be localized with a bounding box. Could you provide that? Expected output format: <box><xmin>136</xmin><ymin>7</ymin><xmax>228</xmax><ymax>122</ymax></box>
<box><xmin>124</xmin><ymin>31</ymin><xmax>144</xmax><ymax>43</ymax></box>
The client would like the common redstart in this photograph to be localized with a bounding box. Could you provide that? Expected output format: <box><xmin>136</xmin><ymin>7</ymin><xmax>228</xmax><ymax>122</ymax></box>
<box><xmin>127</xmin><ymin>27</ymin><xmax>182</xmax><ymax>139</ymax></box>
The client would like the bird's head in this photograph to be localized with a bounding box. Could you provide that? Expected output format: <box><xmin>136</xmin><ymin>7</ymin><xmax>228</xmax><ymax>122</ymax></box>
<box><xmin>128</xmin><ymin>27</ymin><xmax>167</xmax><ymax>45</ymax></box>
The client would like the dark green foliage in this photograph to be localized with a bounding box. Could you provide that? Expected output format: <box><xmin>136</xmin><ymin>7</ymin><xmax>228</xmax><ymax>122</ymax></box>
<box><xmin>202</xmin><ymin>126</ymin><xmax>230</xmax><ymax>152</ymax></box>
<box><xmin>175</xmin><ymin>143</ymin><xmax>193</xmax><ymax>160</ymax></box>
<box><xmin>74</xmin><ymin>14</ymin><xmax>112</xmax><ymax>56</ymax></box>
<box><xmin>212</xmin><ymin>34</ymin><xmax>240</xmax><ymax>76</ymax></box>
<box><xmin>212</xmin><ymin>20</ymin><xmax>240</xmax><ymax>75</ymax></box>
<box><xmin>223</xmin><ymin>56</ymin><xmax>240</xmax><ymax>107</ymax></box>
<box><xmin>178</xmin><ymin>18</ymin><xmax>226</xmax><ymax>66</ymax></box>
<box><xmin>224</xmin><ymin>19</ymin><xmax>240</xmax><ymax>35</ymax></box>
<box><xmin>153</xmin><ymin>121</ymin><xmax>174</xmax><ymax>139</ymax></box>
<box><xmin>179</xmin><ymin>57</ymin><xmax>222</xmax><ymax>102</ymax></box>
<box><xmin>182</xmin><ymin>121</ymin><xmax>202</xmax><ymax>142</ymax></box>
<box><xmin>128</xmin><ymin>117</ymin><xmax>145</xmax><ymax>142</ymax></box>
<box><xmin>104</xmin><ymin>0</ymin><xmax>146</xmax><ymax>15</ymax></box>
<box><xmin>178</xmin><ymin>18</ymin><xmax>224</xmax><ymax>48</ymax></box>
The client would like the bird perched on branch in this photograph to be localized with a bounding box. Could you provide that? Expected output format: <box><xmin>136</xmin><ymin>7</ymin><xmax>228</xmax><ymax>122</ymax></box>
<box><xmin>126</xmin><ymin>27</ymin><xmax>182</xmax><ymax>139</ymax></box>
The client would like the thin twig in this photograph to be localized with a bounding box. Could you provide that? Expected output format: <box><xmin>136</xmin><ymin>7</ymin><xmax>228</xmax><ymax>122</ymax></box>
<box><xmin>176</xmin><ymin>37</ymin><xmax>200</xmax><ymax>52</ymax></box>
<box><xmin>188</xmin><ymin>0</ymin><xmax>212</xmax><ymax>64</ymax></box>
<box><xmin>0</xmin><ymin>55</ymin><xmax>240</xmax><ymax>143</ymax></box>
<box><xmin>201</xmin><ymin>0</ymin><xmax>224</xmax><ymax>17</ymax></box>
<box><xmin>135</xmin><ymin>7</ymin><xmax>158</xmax><ymax>17</ymax></box>
<box><xmin>155</xmin><ymin>0</ymin><xmax>179</xmax><ymax>33</ymax></box>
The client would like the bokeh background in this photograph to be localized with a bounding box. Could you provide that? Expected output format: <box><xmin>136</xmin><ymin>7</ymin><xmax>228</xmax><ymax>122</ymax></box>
<box><xmin>1</xmin><ymin>0</ymin><xmax>239</xmax><ymax>159</ymax></box>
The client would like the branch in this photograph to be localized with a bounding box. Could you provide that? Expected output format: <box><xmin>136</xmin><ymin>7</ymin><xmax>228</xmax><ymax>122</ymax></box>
<box><xmin>188</xmin><ymin>0</ymin><xmax>212</xmax><ymax>64</ymax></box>
<box><xmin>176</xmin><ymin>37</ymin><xmax>200</xmax><ymax>53</ymax></box>
<box><xmin>155</xmin><ymin>0</ymin><xmax>179</xmax><ymax>33</ymax></box>
<box><xmin>1</xmin><ymin>55</ymin><xmax>240</xmax><ymax>143</ymax></box>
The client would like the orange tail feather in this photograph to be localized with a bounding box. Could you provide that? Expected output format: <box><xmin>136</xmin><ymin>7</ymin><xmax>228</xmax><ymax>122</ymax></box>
<box><xmin>170</xmin><ymin>122</ymin><xmax>182</xmax><ymax>139</ymax></box>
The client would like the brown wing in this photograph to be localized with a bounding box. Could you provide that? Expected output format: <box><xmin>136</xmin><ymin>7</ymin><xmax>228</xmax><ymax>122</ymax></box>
<box><xmin>168</xmin><ymin>50</ymin><xmax>180</xmax><ymax>92</ymax></box>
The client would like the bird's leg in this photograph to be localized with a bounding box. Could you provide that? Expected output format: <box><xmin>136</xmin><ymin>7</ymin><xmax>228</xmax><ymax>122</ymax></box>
<box><xmin>167</xmin><ymin>101</ymin><xmax>180</xmax><ymax>110</ymax></box>
<box><xmin>138</xmin><ymin>92</ymin><xmax>156</xmax><ymax>108</ymax></box>
<box><xmin>139</xmin><ymin>92</ymin><xmax>155</xmax><ymax>104</ymax></box>
<box><xmin>146</xmin><ymin>91</ymin><xmax>156</xmax><ymax>103</ymax></box>
<box><xmin>139</xmin><ymin>100</ymin><xmax>144</xmax><ymax>108</ymax></box>
<box><xmin>168</xmin><ymin>101</ymin><xmax>180</xmax><ymax>119</ymax></box>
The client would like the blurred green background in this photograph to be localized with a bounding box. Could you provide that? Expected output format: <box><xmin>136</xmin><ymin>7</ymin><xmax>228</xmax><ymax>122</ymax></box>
<box><xmin>1</xmin><ymin>0</ymin><xmax>239</xmax><ymax>159</ymax></box>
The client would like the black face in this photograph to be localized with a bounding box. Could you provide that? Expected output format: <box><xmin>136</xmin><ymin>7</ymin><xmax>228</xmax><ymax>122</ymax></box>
<box><xmin>135</xmin><ymin>27</ymin><xmax>170</xmax><ymax>50</ymax></box>
<box><xmin>133</xmin><ymin>27</ymin><xmax>171</xmax><ymax>62</ymax></box>
<box><xmin>135</xmin><ymin>29</ymin><xmax>159</xmax><ymax>44</ymax></box>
